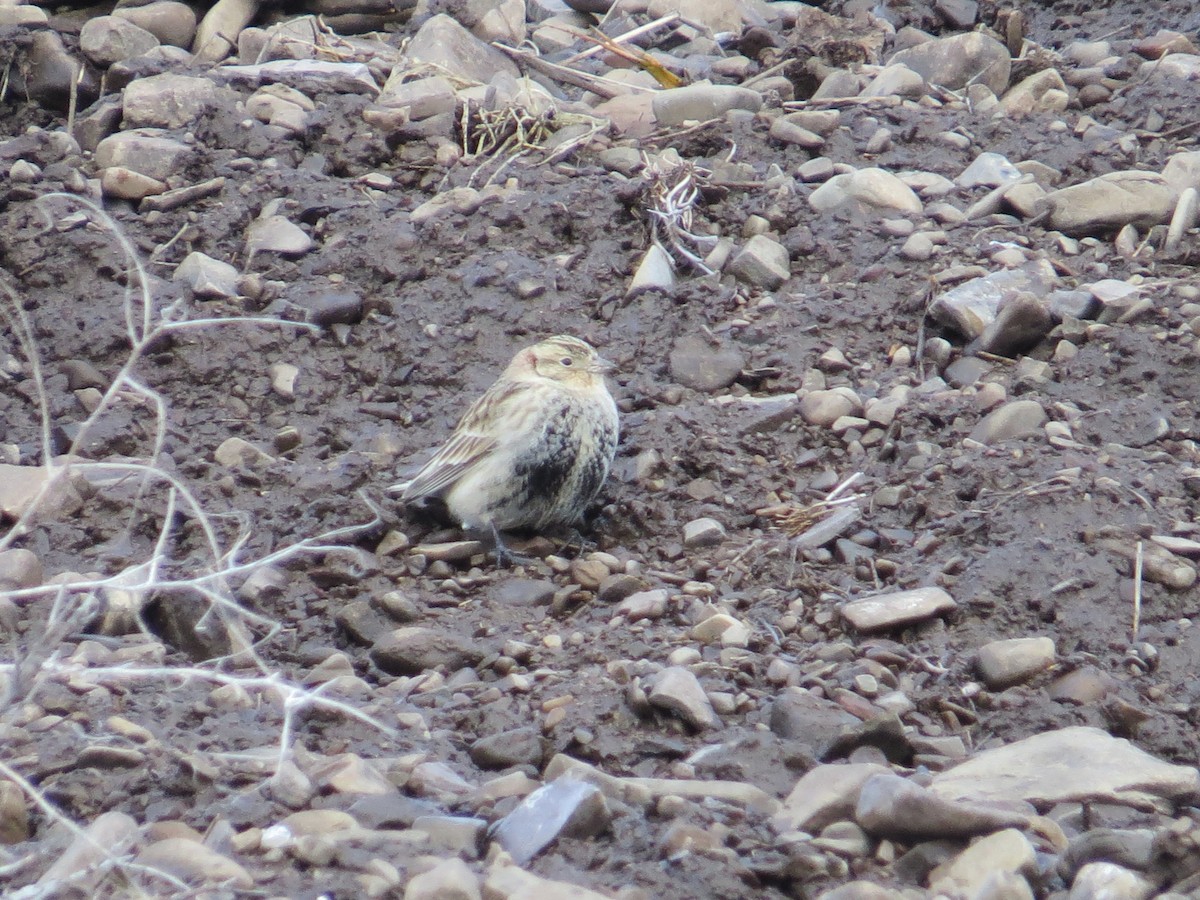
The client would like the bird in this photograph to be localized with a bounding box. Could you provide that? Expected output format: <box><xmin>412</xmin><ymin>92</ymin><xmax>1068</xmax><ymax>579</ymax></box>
<box><xmin>393</xmin><ymin>335</ymin><xmax>619</xmax><ymax>549</ymax></box>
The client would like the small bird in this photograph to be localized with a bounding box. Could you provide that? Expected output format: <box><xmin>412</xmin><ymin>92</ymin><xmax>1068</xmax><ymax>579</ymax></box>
<box><xmin>393</xmin><ymin>335</ymin><xmax>619</xmax><ymax>545</ymax></box>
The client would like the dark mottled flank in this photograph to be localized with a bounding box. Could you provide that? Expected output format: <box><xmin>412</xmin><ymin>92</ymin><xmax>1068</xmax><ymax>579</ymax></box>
<box><xmin>496</xmin><ymin>394</ymin><xmax>617</xmax><ymax>528</ymax></box>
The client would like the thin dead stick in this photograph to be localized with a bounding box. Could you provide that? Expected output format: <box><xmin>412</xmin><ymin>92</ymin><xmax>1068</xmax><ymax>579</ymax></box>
<box><xmin>1132</xmin><ymin>540</ymin><xmax>1144</xmax><ymax>642</ymax></box>
<box><xmin>560</xmin><ymin>13</ymin><xmax>680</xmax><ymax>64</ymax></box>
<box><xmin>491</xmin><ymin>43</ymin><xmax>646</xmax><ymax>99</ymax></box>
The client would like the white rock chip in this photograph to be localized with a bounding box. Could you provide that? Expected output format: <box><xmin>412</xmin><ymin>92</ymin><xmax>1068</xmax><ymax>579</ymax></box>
<box><xmin>841</xmin><ymin>586</ymin><xmax>956</xmax><ymax>632</ymax></box>
<box><xmin>174</xmin><ymin>251</ymin><xmax>239</xmax><ymax>298</ymax></box>
<box><xmin>683</xmin><ymin>517</ymin><xmax>726</xmax><ymax>548</ymax></box>
<box><xmin>627</xmin><ymin>244</ymin><xmax>675</xmax><ymax>296</ymax></box>
<box><xmin>214</xmin><ymin>437</ymin><xmax>275</xmax><ymax>468</ymax></box>
<box><xmin>809</xmin><ymin>168</ymin><xmax>923</xmax><ymax>215</ymax></box>
<box><xmin>977</xmin><ymin>637</ymin><xmax>1055</xmax><ymax>689</ymax></box>
<box><xmin>246</xmin><ymin>215</ymin><xmax>313</xmax><ymax>257</ymax></box>
<box><xmin>648</xmin><ymin>666</ymin><xmax>720</xmax><ymax>729</ymax></box>
<box><xmin>968</xmin><ymin>400</ymin><xmax>1047</xmax><ymax>445</ymax></box>
<box><xmin>772</xmin><ymin>763</ymin><xmax>888</xmax><ymax>834</ymax></box>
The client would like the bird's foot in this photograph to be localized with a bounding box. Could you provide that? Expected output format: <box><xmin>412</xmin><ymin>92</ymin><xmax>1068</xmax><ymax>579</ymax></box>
<box><xmin>487</xmin><ymin>524</ymin><xmax>537</xmax><ymax>568</ymax></box>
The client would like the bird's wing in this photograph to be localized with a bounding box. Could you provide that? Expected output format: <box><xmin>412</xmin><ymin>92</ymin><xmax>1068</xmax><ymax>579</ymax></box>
<box><xmin>399</xmin><ymin>380</ymin><xmax>527</xmax><ymax>500</ymax></box>
<box><xmin>400</xmin><ymin>430</ymin><xmax>497</xmax><ymax>500</ymax></box>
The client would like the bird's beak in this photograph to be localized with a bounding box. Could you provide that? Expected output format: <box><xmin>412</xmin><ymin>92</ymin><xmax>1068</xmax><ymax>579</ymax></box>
<box><xmin>590</xmin><ymin>356</ymin><xmax>616</xmax><ymax>375</ymax></box>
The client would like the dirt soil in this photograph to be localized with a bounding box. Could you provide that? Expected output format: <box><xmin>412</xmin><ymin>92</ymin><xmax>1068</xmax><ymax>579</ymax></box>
<box><xmin>4</xmin><ymin>0</ymin><xmax>1200</xmax><ymax>897</ymax></box>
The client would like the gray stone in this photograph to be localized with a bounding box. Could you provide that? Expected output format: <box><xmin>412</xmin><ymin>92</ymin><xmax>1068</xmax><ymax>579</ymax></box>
<box><xmin>134</xmin><ymin>838</ymin><xmax>253</xmax><ymax>889</ymax></box>
<box><xmin>957</xmin><ymin>152</ymin><xmax>1022</xmax><ymax>189</ymax></box>
<box><xmin>1001</xmin><ymin>68</ymin><xmax>1069</xmax><ymax>117</ymax></box>
<box><xmin>929</xmin><ymin>263</ymin><xmax>1057</xmax><ymax>341</ymax></box>
<box><xmin>0</xmin><ymin>464</ymin><xmax>84</xmax><ymax>523</ymax></box>
<box><xmin>668</xmin><ymin>335</ymin><xmax>744</xmax><ymax>392</ymax></box>
<box><xmin>113</xmin><ymin>2</ymin><xmax>198</xmax><ymax>48</ymax></box>
<box><xmin>94</xmin><ymin>129</ymin><xmax>193</xmax><ymax>182</ymax></box>
<box><xmin>936</xmin><ymin>0</ymin><xmax>978</xmax><ymax>28</ymax></box>
<box><xmin>841</xmin><ymin>587</ymin><xmax>957</xmax><ymax>632</ymax></box>
<box><xmin>80</xmin><ymin>16</ymin><xmax>160</xmax><ymax>67</ymax></box>
<box><xmin>100</xmin><ymin>167</ymin><xmax>166</xmax><ymax>200</ymax></box>
<box><xmin>770</xmin><ymin>117</ymin><xmax>826</xmax><ymax>149</ymax></box>
<box><xmin>371</xmin><ymin>626</ymin><xmax>486</xmax><ymax>674</ymax></box>
<box><xmin>860</xmin><ymin>63</ymin><xmax>925</xmax><ymax>98</ymax></box>
<box><xmin>405</xmin><ymin>857</ymin><xmax>481</xmax><ymax>900</ymax></box>
<box><xmin>652</xmin><ymin>83</ymin><xmax>763</xmax><ymax>126</ymax></box>
<box><xmin>856</xmin><ymin>773</ymin><xmax>1030</xmax><ymax>841</ymax></box>
<box><xmin>932</xmin><ymin>726</ymin><xmax>1200</xmax><ymax>811</ymax></box>
<box><xmin>26</xmin><ymin>32</ymin><xmax>101</xmax><ymax>114</ymax></box>
<box><xmin>0</xmin><ymin>5</ymin><xmax>47</xmax><ymax>24</ymax></box>
<box><xmin>615</xmin><ymin>589</ymin><xmax>669</xmax><ymax>621</ymax></box>
<box><xmin>773</xmin><ymin>763</ymin><xmax>888</xmax><ymax>834</ymax></box>
<box><xmin>294</xmin><ymin>290</ymin><xmax>363</xmax><ymax>327</ymax></box>
<box><xmin>799</xmin><ymin>389</ymin><xmax>860</xmax><ymax>427</ymax></box>
<box><xmin>969</xmin><ymin>400</ymin><xmax>1047</xmax><ymax>445</ymax></box>
<box><xmin>1044</xmin><ymin>171</ymin><xmax>1178</xmax><ymax>236</ymax></box>
<box><xmin>0</xmin><ymin>548</ymin><xmax>44</xmax><ymax>591</ymax></box>
<box><xmin>977</xmin><ymin>637</ymin><xmax>1055</xmax><ymax>689</ymax></box>
<box><xmin>1069</xmin><ymin>862</ymin><xmax>1155</xmax><ymax>900</ymax></box>
<box><xmin>402</xmin><ymin>14</ymin><xmax>519</xmax><ymax>85</ymax></box>
<box><xmin>971</xmin><ymin>292</ymin><xmax>1054</xmax><ymax>358</ymax></box>
<box><xmin>889</xmin><ymin>32</ymin><xmax>1011</xmax><ymax>95</ymax></box>
<box><xmin>377</xmin><ymin>74</ymin><xmax>458</xmax><ymax>119</ymax></box>
<box><xmin>928</xmin><ymin>829</ymin><xmax>1036</xmax><ymax>896</ymax></box>
<box><xmin>122</xmin><ymin>73</ymin><xmax>219</xmax><ymax>129</ymax></box>
<box><xmin>648</xmin><ymin>666</ymin><xmax>720</xmax><ymax>730</ymax></box>
<box><xmin>728</xmin><ymin>234</ymin><xmax>790</xmax><ymax>289</ymax></box>
<box><xmin>470</xmin><ymin>727</ymin><xmax>545</xmax><ymax>770</ymax></box>
<box><xmin>38</xmin><ymin>812</ymin><xmax>139</xmax><ymax>888</ymax></box>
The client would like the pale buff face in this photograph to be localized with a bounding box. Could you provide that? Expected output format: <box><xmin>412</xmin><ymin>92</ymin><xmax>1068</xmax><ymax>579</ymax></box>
<box><xmin>510</xmin><ymin>336</ymin><xmax>614</xmax><ymax>389</ymax></box>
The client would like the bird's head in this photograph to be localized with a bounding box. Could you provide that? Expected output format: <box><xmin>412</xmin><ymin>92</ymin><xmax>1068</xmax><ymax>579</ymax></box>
<box><xmin>509</xmin><ymin>335</ymin><xmax>615</xmax><ymax>387</ymax></box>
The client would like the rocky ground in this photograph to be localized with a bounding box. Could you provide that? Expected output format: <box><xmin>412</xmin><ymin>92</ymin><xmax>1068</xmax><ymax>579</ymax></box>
<box><xmin>4</xmin><ymin>0</ymin><xmax>1200</xmax><ymax>897</ymax></box>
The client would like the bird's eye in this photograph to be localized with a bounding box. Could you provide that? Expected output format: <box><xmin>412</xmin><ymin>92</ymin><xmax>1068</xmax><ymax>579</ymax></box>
<box><xmin>560</xmin><ymin>357</ymin><xmax>573</xmax><ymax>366</ymax></box>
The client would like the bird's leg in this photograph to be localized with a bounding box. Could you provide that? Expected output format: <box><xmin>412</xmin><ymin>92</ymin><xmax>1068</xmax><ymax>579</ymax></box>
<box><xmin>554</xmin><ymin>528</ymin><xmax>592</xmax><ymax>558</ymax></box>
<box><xmin>487</xmin><ymin>523</ymin><xmax>536</xmax><ymax>568</ymax></box>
